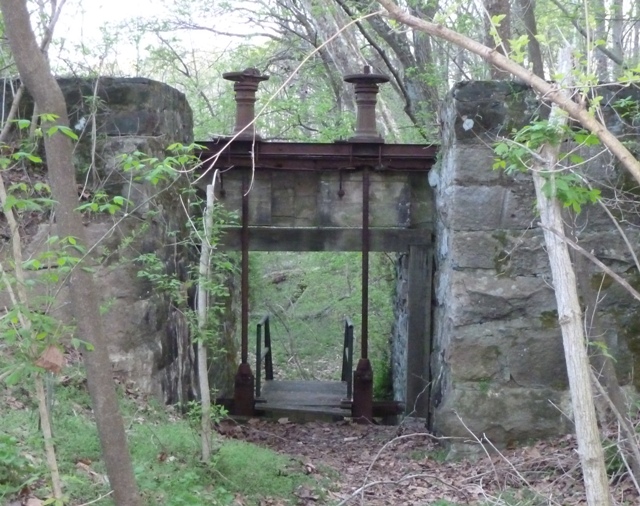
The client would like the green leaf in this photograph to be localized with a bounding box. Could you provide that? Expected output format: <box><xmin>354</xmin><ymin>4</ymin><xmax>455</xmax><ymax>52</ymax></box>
<box><xmin>58</xmin><ymin>125</ymin><xmax>79</xmax><ymax>141</ymax></box>
<box><xmin>39</xmin><ymin>113</ymin><xmax>59</xmax><ymax>122</ymax></box>
<box><xmin>13</xmin><ymin>119</ymin><xmax>31</xmax><ymax>129</ymax></box>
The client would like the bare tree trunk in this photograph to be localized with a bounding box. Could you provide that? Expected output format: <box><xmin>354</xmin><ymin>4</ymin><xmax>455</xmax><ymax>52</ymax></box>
<box><xmin>531</xmin><ymin>46</ymin><xmax>611</xmax><ymax>506</ymax></box>
<box><xmin>518</xmin><ymin>0</ymin><xmax>544</xmax><ymax>78</ymax></box>
<box><xmin>611</xmin><ymin>0</ymin><xmax>624</xmax><ymax>77</ymax></box>
<box><xmin>483</xmin><ymin>0</ymin><xmax>511</xmax><ymax>78</ymax></box>
<box><xmin>35</xmin><ymin>375</ymin><xmax>63</xmax><ymax>499</ymax></box>
<box><xmin>634</xmin><ymin>1</ymin><xmax>640</xmax><ymax>63</ymax></box>
<box><xmin>593</xmin><ymin>0</ymin><xmax>609</xmax><ymax>80</ymax></box>
<box><xmin>0</xmin><ymin>1</ymin><xmax>140</xmax><ymax>504</ymax></box>
<box><xmin>196</xmin><ymin>183</ymin><xmax>215</xmax><ymax>461</ymax></box>
<box><xmin>573</xmin><ymin>251</ymin><xmax>640</xmax><ymax>482</ymax></box>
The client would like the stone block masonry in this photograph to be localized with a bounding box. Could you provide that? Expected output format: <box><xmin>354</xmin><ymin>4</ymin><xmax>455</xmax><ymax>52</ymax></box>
<box><xmin>2</xmin><ymin>78</ymin><xmax>236</xmax><ymax>405</ymax></box>
<box><xmin>429</xmin><ymin>81</ymin><xmax>640</xmax><ymax>448</ymax></box>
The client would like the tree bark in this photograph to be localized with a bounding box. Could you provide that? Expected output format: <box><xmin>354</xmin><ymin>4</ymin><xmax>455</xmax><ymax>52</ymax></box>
<box><xmin>196</xmin><ymin>183</ymin><xmax>215</xmax><ymax>461</ymax></box>
<box><xmin>483</xmin><ymin>0</ymin><xmax>511</xmax><ymax>78</ymax></box>
<box><xmin>518</xmin><ymin>0</ymin><xmax>544</xmax><ymax>78</ymax></box>
<box><xmin>573</xmin><ymin>250</ymin><xmax>640</xmax><ymax>483</ymax></box>
<box><xmin>0</xmin><ymin>1</ymin><xmax>140</xmax><ymax>504</ymax></box>
<box><xmin>531</xmin><ymin>46</ymin><xmax>611</xmax><ymax>506</ymax></box>
<box><xmin>611</xmin><ymin>0</ymin><xmax>624</xmax><ymax>77</ymax></box>
<box><xmin>592</xmin><ymin>0</ymin><xmax>609</xmax><ymax>80</ymax></box>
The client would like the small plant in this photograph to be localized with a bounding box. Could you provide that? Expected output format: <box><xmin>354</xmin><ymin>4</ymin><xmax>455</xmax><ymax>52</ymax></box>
<box><xmin>0</xmin><ymin>433</ymin><xmax>38</xmax><ymax>498</ymax></box>
<box><xmin>185</xmin><ymin>399</ymin><xmax>228</xmax><ymax>429</ymax></box>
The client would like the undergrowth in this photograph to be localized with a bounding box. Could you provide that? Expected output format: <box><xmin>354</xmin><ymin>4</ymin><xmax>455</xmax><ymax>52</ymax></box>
<box><xmin>0</xmin><ymin>363</ymin><xmax>321</xmax><ymax>505</ymax></box>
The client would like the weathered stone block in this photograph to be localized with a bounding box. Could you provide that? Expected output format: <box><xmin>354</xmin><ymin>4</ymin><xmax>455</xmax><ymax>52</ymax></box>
<box><xmin>438</xmin><ymin>185</ymin><xmax>536</xmax><ymax>231</ymax></box>
<box><xmin>443</xmin><ymin>81</ymin><xmax>541</xmax><ymax>145</ymax></box>
<box><xmin>447</xmin><ymin>319</ymin><xmax>568</xmax><ymax>389</ymax></box>
<box><xmin>447</xmin><ymin>271</ymin><xmax>556</xmax><ymax>326</ymax></box>
<box><xmin>451</xmin><ymin>229</ymin><xmax>550</xmax><ymax>276</ymax></box>
<box><xmin>433</xmin><ymin>385</ymin><xmax>571</xmax><ymax>447</ymax></box>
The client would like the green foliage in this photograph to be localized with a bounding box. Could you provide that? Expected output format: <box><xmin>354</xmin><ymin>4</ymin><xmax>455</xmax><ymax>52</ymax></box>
<box><xmin>0</xmin><ymin>376</ymin><xmax>322</xmax><ymax>505</ymax></box>
<box><xmin>493</xmin><ymin>120</ymin><xmax>602</xmax><ymax>213</ymax></box>
<box><xmin>493</xmin><ymin>120</ymin><xmax>567</xmax><ymax>174</ymax></box>
<box><xmin>612</xmin><ymin>97</ymin><xmax>640</xmax><ymax>122</ymax></box>
<box><xmin>185</xmin><ymin>399</ymin><xmax>228</xmax><ymax>429</ymax></box>
<box><xmin>0</xmin><ymin>433</ymin><xmax>38</xmax><ymax>498</ymax></box>
<box><xmin>248</xmin><ymin>251</ymin><xmax>395</xmax><ymax>397</ymax></box>
<box><xmin>75</xmin><ymin>191</ymin><xmax>131</xmax><ymax>215</ymax></box>
<box><xmin>540</xmin><ymin>173</ymin><xmax>601</xmax><ymax>214</ymax></box>
<box><xmin>212</xmin><ymin>440</ymin><xmax>316</xmax><ymax>499</ymax></box>
<box><xmin>603</xmin><ymin>439</ymin><xmax>626</xmax><ymax>480</ymax></box>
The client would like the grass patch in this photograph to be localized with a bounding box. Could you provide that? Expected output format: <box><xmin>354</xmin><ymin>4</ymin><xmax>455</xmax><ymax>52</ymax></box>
<box><xmin>0</xmin><ymin>369</ymin><xmax>322</xmax><ymax>505</ymax></box>
<box><xmin>213</xmin><ymin>440</ymin><xmax>315</xmax><ymax>499</ymax></box>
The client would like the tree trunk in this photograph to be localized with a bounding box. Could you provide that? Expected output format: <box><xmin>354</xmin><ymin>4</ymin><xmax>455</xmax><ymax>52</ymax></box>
<box><xmin>196</xmin><ymin>183</ymin><xmax>216</xmax><ymax>461</ymax></box>
<box><xmin>483</xmin><ymin>0</ymin><xmax>511</xmax><ymax>78</ymax></box>
<box><xmin>593</xmin><ymin>0</ymin><xmax>609</xmax><ymax>80</ymax></box>
<box><xmin>0</xmin><ymin>1</ymin><xmax>140</xmax><ymax>504</ymax></box>
<box><xmin>518</xmin><ymin>0</ymin><xmax>544</xmax><ymax>78</ymax></box>
<box><xmin>531</xmin><ymin>46</ymin><xmax>611</xmax><ymax>506</ymax></box>
<box><xmin>572</xmin><ymin>241</ymin><xmax>640</xmax><ymax>482</ymax></box>
<box><xmin>611</xmin><ymin>0</ymin><xmax>624</xmax><ymax>77</ymax></box>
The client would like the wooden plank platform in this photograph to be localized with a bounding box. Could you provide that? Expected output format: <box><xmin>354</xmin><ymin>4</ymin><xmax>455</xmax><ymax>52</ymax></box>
<box><xmin>257</xmin><ymin>380</ymin><xmax>351</xmax><ymax>421</ymax></box>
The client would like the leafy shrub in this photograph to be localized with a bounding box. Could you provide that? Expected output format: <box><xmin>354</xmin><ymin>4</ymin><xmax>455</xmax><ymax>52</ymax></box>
<box><xmin>0</xmin><ymin>433</ymin><xmax>37</xmax><ymax>497</ymax></box>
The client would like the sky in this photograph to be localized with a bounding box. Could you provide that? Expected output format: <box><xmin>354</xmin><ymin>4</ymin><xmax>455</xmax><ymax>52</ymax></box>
<box><xmin>52</xmin><ymin>0</ymin><xmax>249</xmax><ymax>75</ymax></box>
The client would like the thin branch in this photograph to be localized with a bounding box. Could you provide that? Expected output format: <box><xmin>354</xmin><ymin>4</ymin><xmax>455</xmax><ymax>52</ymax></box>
<box><xmin>540</xmin><ymin>223</ymin><xmax>640</xmax><ymax>303</ymax></box>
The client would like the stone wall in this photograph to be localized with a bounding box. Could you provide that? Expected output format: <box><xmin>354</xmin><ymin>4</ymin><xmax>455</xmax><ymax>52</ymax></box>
<box><xmin>429</xmin><ymin>81</ymin><xmax>640</xmax><ymax>448</ymax></box>
<box><xmin>2</xmin><ymin>77</ymin><xmax>237</xmax><ymax>404</ymax></box>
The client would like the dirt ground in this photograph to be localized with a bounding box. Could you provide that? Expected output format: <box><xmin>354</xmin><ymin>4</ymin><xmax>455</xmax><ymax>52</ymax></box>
<box><xmin>219</xmin><ymin>416</ymin><xmax>640</xmax><ymax>506</ymax></box>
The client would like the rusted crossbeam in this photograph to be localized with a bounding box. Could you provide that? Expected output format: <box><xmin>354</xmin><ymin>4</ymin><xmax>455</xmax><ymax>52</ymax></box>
<box><xmin>197</xmin><ymin>140</ymin><xmax>438</xmax><ymax>172</ymax></box>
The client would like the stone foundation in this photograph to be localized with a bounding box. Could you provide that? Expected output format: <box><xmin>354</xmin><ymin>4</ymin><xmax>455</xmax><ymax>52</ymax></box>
<box><xmin>429</xmin><ymin>81</ymin><xmax>640</xmax><ymax>446</ymax></box>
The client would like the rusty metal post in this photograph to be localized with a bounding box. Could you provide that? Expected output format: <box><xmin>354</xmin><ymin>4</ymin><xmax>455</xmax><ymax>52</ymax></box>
<box><xmin>343</xmin><ymin>66</ymin><xmax>389</xmax><ymax>142</ymax></box>
<box><xmin>233</xmin><ymin>171</ymin><xmax>254</xmax><ymax>416</ymax></box>
<box><xmin>361</xmin><ymin>167</ymin><xmax>370</xmax><ymax>361</ymax></box>
<box><xmin>352</xmin><ymin>166</ymin><xmax>373</xmax><ymax>423</ymax></box>
<box><xmin>352</xmin><ymin>358</ymin><xmax>373</xmax><ymax>422</ymax></box>
<box><xmin>223</xmin><ymin>68</ymin><xmax>269</xmax><ymax>140</ymax></box>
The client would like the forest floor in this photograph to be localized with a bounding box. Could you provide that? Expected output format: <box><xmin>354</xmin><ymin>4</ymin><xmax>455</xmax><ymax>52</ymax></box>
<box><xmin>220</xmin><ymin>415</ymin><xmax>640</xmax><ymax>506</ymax></box>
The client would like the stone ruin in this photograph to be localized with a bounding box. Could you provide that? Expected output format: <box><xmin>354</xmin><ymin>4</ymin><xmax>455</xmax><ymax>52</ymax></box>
<box><xmin>3</xmin><ymin>76</ymin><xmax>640</xmax><ymax>447</ymax></box>
<box><xmin>429</xmin><ymin>81</ymin><xmax>640</xmax><ymax>448</ymax></box>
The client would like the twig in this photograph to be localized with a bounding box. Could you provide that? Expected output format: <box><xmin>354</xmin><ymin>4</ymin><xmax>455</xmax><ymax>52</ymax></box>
<box><xmin>76</xmin><ymin>490</ymin><xmax>113</xmax><ymax>506</ymax></box>
<box><xmin>337</xmin><ymin>473</ymin><xmax>433</xmax><ymax>506</ymax></box>
<box><xmin>590</xmin><ymin>369</ymin><xmax>640</xmax><ymax>495</ymax></box>
<box><xmin>540</xmin><ymin>223</ymin><xmax>640</xmax><ymax>302</ymax></box>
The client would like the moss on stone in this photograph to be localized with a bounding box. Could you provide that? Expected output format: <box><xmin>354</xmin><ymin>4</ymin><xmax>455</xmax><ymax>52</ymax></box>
<box><xmin>492</xmin><ymin>230</ymin><xmax>512</xmax><ymax>277</ymax></box>
<box><xmin>616</xmin><ymin>311</ymin><xmax>640</xmax><ymax>388</ymax></box>
<box><xmin>539</xmin><ymin>310</ymin><xmax>559</xmax><ymax>330</ymax></box>
<box><xmin>590</xmin><ymin>273</ymin><xmax>614</xmax><ymax>291</ymax></box>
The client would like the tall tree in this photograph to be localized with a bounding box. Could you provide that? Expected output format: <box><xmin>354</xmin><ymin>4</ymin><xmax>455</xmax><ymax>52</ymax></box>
<box><xmin>483</xmin><ymin>0</ymin><xmax>512</xmax><ymax>78</ymax></box>
<box><xmin>0</xmin><ymin>1</ymin><xmax>140</xmax><ymax>504</ymax></box>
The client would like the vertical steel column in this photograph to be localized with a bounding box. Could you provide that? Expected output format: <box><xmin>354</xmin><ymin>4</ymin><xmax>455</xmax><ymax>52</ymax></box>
<box><xmin>343</xmin><ymin>66</ymin><xmax>389</xmax><ymax>142</ymax></box>
<box><xmin>223</xmin><ymin>67</ymin><xmax>269</xmax><ymax>417</ymax></box>
<box><xmin>352</xmin><ymin>167</ymin><xmax>373</xmax><ymax>422</ymax></box>
<box><xmin>344</xmin><ymin>65</ymin><xmax>389</xmax><ymax>423</ymax></box>
<box><xmin>361</xmin><ymin>167</ymin><xmax>370</xmax><ymax>360</ymax></box>
<box><xmin>241</xmin><ymin>174</ymin><xmax>249</xmax><ymax>364</ymax></box>
<box><xmin>233</xmin><ymin>171</ymin><xmax>255</xmax><ymax>416</ymax></box>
